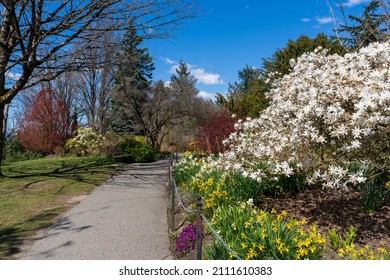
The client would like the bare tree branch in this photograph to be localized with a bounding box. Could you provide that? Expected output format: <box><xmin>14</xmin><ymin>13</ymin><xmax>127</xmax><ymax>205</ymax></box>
<box><xmin>0</xmin><ymin>0</ymin><xmax>199</xmax><ymax>174</ymax></box>
<box><xmin>325</xmin><ymin>0</ymin><xmax>350</xmax><ymax>51</ymax></box>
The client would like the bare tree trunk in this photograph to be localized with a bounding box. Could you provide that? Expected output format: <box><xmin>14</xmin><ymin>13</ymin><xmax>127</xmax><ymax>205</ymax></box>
<box><xmin>0</xmin><ymin>102</ymin><xmax>9</xmax><ymax>176</ymax></box>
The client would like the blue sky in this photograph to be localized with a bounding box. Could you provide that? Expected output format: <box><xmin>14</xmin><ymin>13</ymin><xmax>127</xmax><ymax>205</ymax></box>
<box><xmin>145</xmin><ymin>0</ymin><xmax>373</xmax><ymax>100</ymax></box>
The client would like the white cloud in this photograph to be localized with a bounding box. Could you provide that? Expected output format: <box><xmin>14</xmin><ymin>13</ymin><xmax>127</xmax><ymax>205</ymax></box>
<box><xmin>198</xmin><ymin>90</ymin><xmax>216</xmax><ymax>101</ymax></box>
<box><xmin>343</xmin><ymin>0</ymin><xmax>371</xmax><ymax>8</ymax></box>
<box><xmin>301</xmin><ymin>18</ymin><xmax>311</xmax><ymax>22</ymax></box>
<box><xmin>316</xmin><ymin>17</ymin><xmax>333</xmax><ymax>24</ymax></box>
<box><xmin>162</xmin><ymin>57</ymin><xmax>176</xmax><ymax>65</ymax></box>
<box><xmin>168</xmin><ymin>62</ymin><xmax>224</xmax><ymax>86</ymax></box>
<box><xmin>190</xmin><ymin>67</ymin><xmax>224</xmax><ymax>85</ymax></box>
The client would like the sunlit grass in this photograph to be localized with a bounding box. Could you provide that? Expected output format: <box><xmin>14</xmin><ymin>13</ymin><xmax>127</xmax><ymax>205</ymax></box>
<box><xmin>0</xmin><ymin>156</ymin><xmax>127</xmax><ymax>259</ymax></box>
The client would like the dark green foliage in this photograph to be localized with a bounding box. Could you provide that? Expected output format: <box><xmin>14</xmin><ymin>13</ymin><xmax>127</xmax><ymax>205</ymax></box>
<box><xmin>169</xmin><ymin>60</ymin><xmax>200</xmax><ymax>117</ymax></box>
<box><xmin>261</xmin><ymin>173</ymin><xmax>307</xmax><ymax>198</ymax></box>
<box><xmin>358</xmin><ymin>174</ymin><xmax>390</xmax><ymax>214</ymax></box>
<box><xmin>338</xmin><ymin>0</ymin><xmax>388</xmax><ymax>49</ymax></box>
<box><xmin>218</xmin><ymin>33</ymin><xmax>346</xmax><ymax>118</ymax></box>
<box><xmin>223</xmin><ymin>172</ymin><xmax>264</xmax><ymax>202</ymax></box>
<box><xmin>262</xmin><ymin>33</ymin><xmax>347</xmax><ymax>76</ymax></box>
<box><xmin>216</xmin><ymin>65</ymin><xmax>269</xmax><ymax>118</ymax></box>
<box><xmin>3</xmin><ymin>134</ymin><xmax>43</xmax><ymax>163</ymax></box>
<box><xmin>111</xmin><ymin>21</ymin><xmax>155</xmax><ymax>136</ymax></box>
<box><xmin>114</xmin><ymin>21</ymin><xmax>155</xmax><ymax>90</ymax></box>
<box><xmin>116</xmin><ymin>138</ymin><xmax>156</xmax><ymax>163</ymax></box>
<box><xmin>110</xmin><ymin>119</ymin><xmax>135</xmax><ymax>136</ymax></box>
<box><xmin>224</xmin><ymin>171</ymin><xmax>306</xmax><ymax>200</ymax></box>
<box><xmin>170</xmin><ymin>61</ymin><xmax>198</xmax><ymax>97</ymax></box>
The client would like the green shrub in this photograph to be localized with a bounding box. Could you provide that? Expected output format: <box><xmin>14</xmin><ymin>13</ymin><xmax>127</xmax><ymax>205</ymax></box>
<box><xmin>264</xmin><ymin>173</ymin><xmax>307</xmax><ymax>197</ymax></box>
<box><xmin>223</xmin><ymin>172</ymin><xmax>263</xmax><ymax>202</ymax></box>
<box><xmin>4</xmin><ymin>135</ymin><xmax>43</xmax><ymax>163</ymax></box>
<box><xmin>116</xmin><ymin>137</ymin><xmax>156</xmax><ymax>163</ymax></box>
<box><xmin>65</xmin><ymin>127</ymin><xmax>104</xmax><ymax>156</ymax></box>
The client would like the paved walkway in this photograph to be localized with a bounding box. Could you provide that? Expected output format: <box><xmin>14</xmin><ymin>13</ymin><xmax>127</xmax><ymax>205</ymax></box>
<box><xmin>21</xmin><ymin>160</ymin><xmax>172</xmax><ymax>260</ymax></box>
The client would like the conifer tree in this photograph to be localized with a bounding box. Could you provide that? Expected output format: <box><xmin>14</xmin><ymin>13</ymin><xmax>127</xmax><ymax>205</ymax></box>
<box><xmin>170</xmin><ymin>61</ymin><xmax>198</xmax><ymax>98</ymax></box>
<box><xmin>111</xmin><ymin>21</ymin><xmax>155</xmax><ymax>135</ymax></box>
<box><xmin>338</xmin><ymin>1</ymin><xmax>388</xmax><ymax>49</ymax></box>
<box><xmin>169</xmin><ymin>61</ymin><xmax>199</xmax><ymax>118</ymax></box>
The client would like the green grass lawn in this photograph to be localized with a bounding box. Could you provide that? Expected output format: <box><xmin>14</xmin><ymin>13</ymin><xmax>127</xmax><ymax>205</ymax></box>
<box><xmin>0</xmin><ymin>156</ymin><xmax>128</xmax><ymax>259</ymax></box>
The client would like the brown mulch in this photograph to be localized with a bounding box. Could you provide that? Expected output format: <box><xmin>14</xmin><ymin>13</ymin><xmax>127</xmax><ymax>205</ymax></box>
<box><xmin>259</xmin><ymin>187</ymin><xmax>390</xmax><ymax>251</ymax></box>
<box><xmin>172</xmin><ymin>186</ymin><xmax>390</xmax><ymax>260</ymax></box>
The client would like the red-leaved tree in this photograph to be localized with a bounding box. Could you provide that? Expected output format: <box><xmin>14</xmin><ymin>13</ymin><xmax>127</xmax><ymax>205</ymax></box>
<box><xmin>18</xmin><ymin>88</ymin><xmax>73</xmax><ymax>154</ymax></box>
<box><xmin>195</xmin><ymin>111</ymin><xmax>236</xmax><ymax>154</ymax></box>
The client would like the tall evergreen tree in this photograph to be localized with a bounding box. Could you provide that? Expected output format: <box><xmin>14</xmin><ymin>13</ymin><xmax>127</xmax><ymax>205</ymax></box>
<box><xmin>167</xmin><ymin>60</ymin><xmax>216</xmax><ymax>149</ymax></box>
<box><xmin>111</xmin><ymin>21</ymin><xmax>155</xmax><ymax>135</ymax></box>
<box><xmin>170</xmin><ymin>61</ymin><xmax>198</xmax><ymax>97</ymax></box>
<box><xmin>115</xmin><ymin>21</ymin><xmax>155</xmax><ymax>89</ymax></box>
<box><xmin>169</xmin><ymin>61</ymin><xmax>199</xmax><ymax>116</ymax></box>
<box><xmin>338</xmin><ymin>1</ymin><xmax>388</xmax><ymax>49</ymax></box>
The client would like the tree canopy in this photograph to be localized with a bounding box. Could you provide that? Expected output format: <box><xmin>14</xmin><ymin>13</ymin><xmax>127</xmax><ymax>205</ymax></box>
<box><xmin>217</xmin><ymin>33</ymin><xmax>346</xmax><ymax>118</ymax></box>
<box><xmin>338</xmin><ymin>0</ymin><xmax>389</xmax><ymax>49</ymax></box>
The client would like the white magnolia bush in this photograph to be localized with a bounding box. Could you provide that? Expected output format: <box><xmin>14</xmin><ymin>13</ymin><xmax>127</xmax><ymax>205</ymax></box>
<box><xmin>66</xmin><ymin>127</ymin><xmax>104</xmax><ymax>156</ymax></box>
<box><xmin>210</xmin><ymin>41</ymin><xmax>390</xmax><ymax>189</ymax></box>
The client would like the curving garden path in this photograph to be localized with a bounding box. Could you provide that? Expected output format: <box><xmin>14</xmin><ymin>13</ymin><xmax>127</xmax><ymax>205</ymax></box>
<box><xmin>21</xmin><ymin>160</ymin><xmax>172</xmax><ymax>260</ymax></box>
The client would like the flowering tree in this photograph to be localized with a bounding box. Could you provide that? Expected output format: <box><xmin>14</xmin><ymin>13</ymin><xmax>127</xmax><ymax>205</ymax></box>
<box><xmin>211</xmin><ymin>41</ymin><xmax>390</xmax><ymax>189</ymax></box>
<box><xmin>18</xmin><ymin>88</ymin><xmax>73</xmax><ymax>154</ymax></box>
<box><xmin>65</xmin><ymin>127</ymin><xmax>104</xmax><ymax>156</ymax></box>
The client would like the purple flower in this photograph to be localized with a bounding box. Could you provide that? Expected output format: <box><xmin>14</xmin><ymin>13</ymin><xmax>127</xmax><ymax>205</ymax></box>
<box><xmin>175</xmin><ymin>223</ymin><xmax>204</xmax><ymax>257</ymax></box>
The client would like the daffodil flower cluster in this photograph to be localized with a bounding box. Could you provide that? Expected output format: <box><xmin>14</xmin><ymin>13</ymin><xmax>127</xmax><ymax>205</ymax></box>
<box><xmin>211</xmin><ymin>41</ymin><xmax>390</xmax><ymax>189</ymax></box>
<box><xmin>210</xmin><ymin>203</ymin><xmax>326</xmax><ymax>260</ymax></box>
<box><xmin>338</xmin><ymin>244</ymin><xmax>389</xmax><ymax>260</ymax></box>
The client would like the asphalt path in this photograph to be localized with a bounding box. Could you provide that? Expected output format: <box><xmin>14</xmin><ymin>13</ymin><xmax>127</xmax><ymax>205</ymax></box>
<box><xmin>21</xmin><ymin>160</ymin><xmax>172</xmax><ymax>260</ymax></box>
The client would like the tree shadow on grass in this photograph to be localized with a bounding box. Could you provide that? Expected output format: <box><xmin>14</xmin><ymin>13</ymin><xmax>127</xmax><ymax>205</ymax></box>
<box><xmin>0</xmin><ymin>160</ymin><xmax>169</xmax><ymax>259</ymax></box>
<box><xmin>3</xmin><ymin>158</ymin><xmax>124</xmax><ymax>190</ymax></box>
<box><xmin>0</xmin><ymin>227</ymin><xmax>21</xmax><ymax>259</ymax></box>
<box><xmin>4</xmin><ymin>158</ymin><xmax>115</xmax><ymax>179</ymax></box>
<box><xmin>0</xmin><ymin>209</ymin><xmax>60</xmax><ymax>259</ymax></box>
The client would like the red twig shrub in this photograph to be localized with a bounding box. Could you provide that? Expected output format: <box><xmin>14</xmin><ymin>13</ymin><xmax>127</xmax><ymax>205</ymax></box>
<box><xmin>195</xmin><ymin>112</ymin><xmax>236</xmax><ymax>154</ymax></box>
<box><xmin>18</xmin><ymin>88</ymin><xmax>73</xmax><ymax>154</ymax></box>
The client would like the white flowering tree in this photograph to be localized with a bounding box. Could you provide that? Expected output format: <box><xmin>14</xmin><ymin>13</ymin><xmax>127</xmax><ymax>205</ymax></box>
<box><xmin>65</xmin><ymin>127</ymin><xmax>104</xmax><ymax>156</ymax></box>
<box><xmin>212</xmin><ymin>41</ymin><xmax>390</xmax><ymax>189</ymax></box>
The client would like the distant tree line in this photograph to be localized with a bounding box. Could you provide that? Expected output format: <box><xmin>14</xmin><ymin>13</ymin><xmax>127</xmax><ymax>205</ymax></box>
<box><xmin>4</xmin><ymin>0</ymin><xmax>390</xmax><ymax>162</ymax></box>
<box><xmin>216</xmin><ymin>0</ymin><xmax>389</xmax><ymax>120</ymax></box>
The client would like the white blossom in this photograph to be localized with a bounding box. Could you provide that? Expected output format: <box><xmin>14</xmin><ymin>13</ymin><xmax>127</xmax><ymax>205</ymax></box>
<box><xmin>204</xmin><ymin>40</ymin><xmax>390</xmax><ymax>189</ymax></box>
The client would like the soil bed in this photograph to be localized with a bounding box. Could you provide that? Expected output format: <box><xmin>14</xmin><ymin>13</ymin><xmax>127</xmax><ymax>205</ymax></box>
<box><xmin>259</xmin><ymin>187</ymin><xmax>390</xmax><ymax>251</ymax></box>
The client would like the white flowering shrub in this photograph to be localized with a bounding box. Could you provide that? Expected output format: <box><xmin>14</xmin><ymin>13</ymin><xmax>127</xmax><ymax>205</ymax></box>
<box><xmin>211</xmin><ymin>41</ymin><xmax>390</xmax><ymax>189</ymax></box>
<box><xmin>65</xmin><ymin>127</ymin><xmax>104</xmax><ymax>156</ymax></box>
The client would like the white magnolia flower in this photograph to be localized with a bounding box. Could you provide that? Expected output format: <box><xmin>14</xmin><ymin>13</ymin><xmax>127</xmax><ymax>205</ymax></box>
<box><xmin>204</xmin><ymin>40</ymin><xmax>390</xmax><ymax>189</ymax></box>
